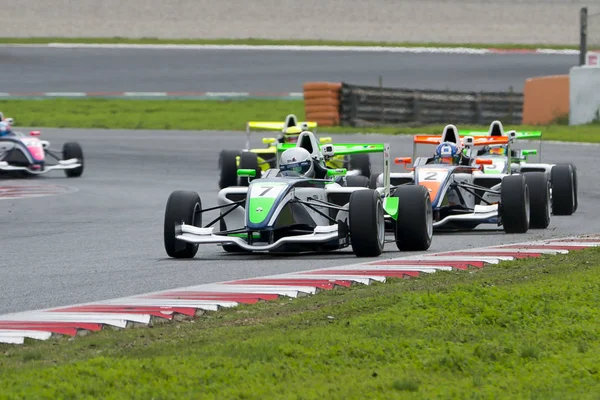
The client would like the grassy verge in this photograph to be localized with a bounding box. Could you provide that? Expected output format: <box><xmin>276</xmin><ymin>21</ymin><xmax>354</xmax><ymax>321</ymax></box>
<box><xmin>2</xmin><ymin>98</ymin><xmax>599</xmax><ymax>143</ymax></box>
<box><xmin>0</xmin><ymin>36</ymin><xmax>580</xmax><ymax>49</ymax></box>
<box><xmin>1</xmin><ymin>247</ymin><xmax>599</xmax><ymax>398</ymax></box>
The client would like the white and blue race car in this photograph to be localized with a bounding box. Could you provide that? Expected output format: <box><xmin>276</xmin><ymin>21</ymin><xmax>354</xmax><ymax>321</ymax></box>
<box><xmin>164</xmin><ymin>131</ymin><xmax>434</xmax><ymax>258</ymax></box>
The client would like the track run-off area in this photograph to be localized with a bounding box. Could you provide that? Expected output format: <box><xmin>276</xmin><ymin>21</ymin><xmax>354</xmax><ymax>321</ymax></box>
<box><xmin>0</xmin><ymin>128</ymin><xmax>598</xmax><ymax>316</ymax></box>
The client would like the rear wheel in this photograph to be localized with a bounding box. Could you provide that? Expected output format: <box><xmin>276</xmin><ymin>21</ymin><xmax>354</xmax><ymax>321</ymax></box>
<box><xmin>393</xmin><ymin>185</ymin><xmax>433</xmax><ymax>251</ymax></box>
<box><xmin>369</xmin><ymin>173</ymin><xmax>381</xmax><ymax>189</ymax></box>
<box><xmin>218</xmin><ymin>150</ymin><xmax>240</xmax><ymax>189</ymax></box>
<box><xmin>500</xmin><ymin>175</ymin><xmax>530</xmax><ymax>233</ymax></box>
<box><xmin>62</xmin><ymin>142</ymin><xmax>84</xmax><ymax>177</ymax></box>
<box><xmin>239</xmin><ymin>152</ymin><xmax>260</xmax><ymax>186</ymax></box>
<box><xmin>345</xmin><ymin>175</ymin><xmax>370</xmax><ymax>188</ymax></box>
<box><xmin>349</xmin><ymin>153</ymin><xmax>371</xmax><ymax>178</ymax></box>
<box><xmin>349</xmin><ymin>189</ymin><xmax>385</xmax><ymax>257</ymax></box>
<box><xmin>164</xmin><ymin>190</ymin><xmax>202</xmax><ymax>258</ymax></box>
<box><xmin>524</xmin><ymin>172</ymin><xmax>551</xmax><ymax>229</ymax></box>
<box><xmin>551</xmin><ymin>164</ymin><xmax>575</xmax><ymax>215</ymax></box>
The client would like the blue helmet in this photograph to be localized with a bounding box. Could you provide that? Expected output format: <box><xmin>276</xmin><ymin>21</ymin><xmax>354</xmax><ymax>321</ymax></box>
<box><xmin>434</xmin><ymin>142</ymin><xmax>460</xmax><ymax>164</ymax></box>
<box><xmin>0</xmin><ymin>121</ymin><xmax>11</xmax><ymax>137</ymax></box>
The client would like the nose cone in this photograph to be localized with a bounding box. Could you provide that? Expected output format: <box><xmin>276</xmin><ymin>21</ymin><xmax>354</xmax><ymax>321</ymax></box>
<box><xmin>28</xmin><ymin>146</ymin><xmax>45</xmax><ymax>161</ymax></box>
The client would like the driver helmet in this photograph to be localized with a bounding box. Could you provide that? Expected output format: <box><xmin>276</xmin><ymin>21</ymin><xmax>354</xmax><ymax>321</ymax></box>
<box><xmin>279</xmin><ymin>147</ymin><xmax>315</xmax><ymax>178</ymax></box>
<box><xmin>280</xmin><ymin>126</ymin><xmax>302</xmax><ymax>143</ymax></box>
<box><xmin>0</xmin><ymin>121</ymin><xmax>11</xmax><ymax>137</ymax></box>
<box><xmin>434</xmin><ymin>142</ymin><xmax>461</xmax><ymax>165</ymax></box>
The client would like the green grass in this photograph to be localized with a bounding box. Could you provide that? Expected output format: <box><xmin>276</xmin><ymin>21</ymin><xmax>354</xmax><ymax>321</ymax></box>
<box><xmin>0</xmin><ymin>36</ymin><xmax>582</xmax><ymax>50</ymax></box>
<box><xmin>2</xmin><ymin>98</ymin><xmax>599</xmax><ymax>143</ymax></box>
<box><xmin>1</xmin><ymin>247</ymin><xmax>599</xmax><ymax>399</ymax></box>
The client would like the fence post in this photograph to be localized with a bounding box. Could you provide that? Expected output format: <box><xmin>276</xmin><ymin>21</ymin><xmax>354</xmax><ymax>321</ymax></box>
<box><xmin>580</xmin><ymin>7</ymin><xmax>588</xmax><ymax>66</ymax></box>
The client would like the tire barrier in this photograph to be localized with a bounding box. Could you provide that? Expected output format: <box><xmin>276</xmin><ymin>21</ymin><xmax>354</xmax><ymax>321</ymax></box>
<box><xmin>522</xmin><ymin>75</ymin><xmax>569</xmax><ymax>125</ymax></box>
<box><xmin>303</xmin><ymin>82</ymin><xmax>342</xmax><ymax>127</ymax></box>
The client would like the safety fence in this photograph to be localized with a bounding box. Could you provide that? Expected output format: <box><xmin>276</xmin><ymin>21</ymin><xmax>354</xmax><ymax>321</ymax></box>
<box><xmin>302</xmin><ymin>81</ymin><xmax>523</xmax><ymax>127</ymax></box>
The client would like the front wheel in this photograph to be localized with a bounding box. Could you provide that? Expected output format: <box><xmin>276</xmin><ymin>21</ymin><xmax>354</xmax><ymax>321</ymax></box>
<box><xmin>551</xmin><ymin>164</ymin><xmax>576</xmax><ymax>215</ymax></box>
<box><xmin>393</xmin><ymin>185</ymin><xmax>433</xmax><ymax>251</ymax></box>
<box><xmin>239</xmin><ymin>152</ymin><xmax>260</xmax><ymax>186</ymax></box>
<box><xmin>218</xmin><ymin>150</ymin><xmax>240</xmax><ymax>189</ymax></box>
<box><xmin>500</xmin><ymin>174</ymin><xmax>530</xmax><ymax>233</ymax></box>
<box><xmin>164</xmin><ymin>190</ymin><xmax>202</xmax><ymax>258</ymax></box>
<box><xmin>349</xmin><ymin>189</ymin><xmax>385</xmax><ymax>257</ymax></box>
<box><xmin>62</xmin><ymin>142</ymin><xmax>84</xmax><ymax>177</ymax></box>
<box><xmin>524</xmin><ymin>172</ymin><xmax>551</xmax><ymax>229</ymax></box>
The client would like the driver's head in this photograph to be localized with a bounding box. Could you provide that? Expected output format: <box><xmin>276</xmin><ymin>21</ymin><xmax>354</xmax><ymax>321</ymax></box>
<box><xmin>279</xmin><ymin>147</ymin><xmax>315</xmax><ymax>178</ymax></box>
<box><xmin>281</xmin><ymin>126</ymin><xmax>302</xmax><ymax>143</ymax></box>
<box><xmin>434</xmin><ymin>142</ymin><xmax>460</xmax><ymax>165</ymax></box>
<box><xmin>0</xmin><ymin>121</ymin><xmax>11</xmax><ymax>136</ymax></box>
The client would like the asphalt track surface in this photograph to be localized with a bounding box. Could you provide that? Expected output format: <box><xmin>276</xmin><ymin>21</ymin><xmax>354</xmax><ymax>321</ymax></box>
<box><xmin>0</xmin><ymin>47</ymin><xmax>580</xmax><ymax>93</ymax></box>
<box><xmin>0</xmin><ymin>128</ymin><xmax>598</xmax><ymax>315</ymax></box>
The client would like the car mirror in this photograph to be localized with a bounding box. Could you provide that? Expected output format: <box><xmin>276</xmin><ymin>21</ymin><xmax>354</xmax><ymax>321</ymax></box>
<box><xmin>319</xmin><ymin>137</ymin><xmax>333</xmax><ymax>144</ymax></box>
<box><xmin>522</xmin><ymin>149</ymin><xmax>537</xmax><ymax>156</ymax></box>
<box><xmin>30</xmin><ymin>131</ymin><xmax>41</xmax><ymax>136</ymax></box>
<box><xmin>262</xmin><ymin>137</ymin><xmax>277</xmax><ymax>144</ymax></box>
<box><xmin>475</xmin><ymin>158</ymin><xmax>493</xmax><ymax>165</ymax></box>
<box><xmin>394</xmin><ymin>157</ymin><xmax>412</xmax><ymax>165</ymax></box>
<box><xmin>326</xmin><ymin>168</ymin><xmax>346</xmax><ymax>177</ymax></box>
<box><xmin>237</xmin><ymin>168</ymin><xmax>257</xmax><ymax>178</ymax></box>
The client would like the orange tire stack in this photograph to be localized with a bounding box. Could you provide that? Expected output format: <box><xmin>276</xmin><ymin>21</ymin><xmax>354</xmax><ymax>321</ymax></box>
<box><xmin>303</xmin><ymin>82</ymin><xmax>341</xmax><ymax>127</ymax></box>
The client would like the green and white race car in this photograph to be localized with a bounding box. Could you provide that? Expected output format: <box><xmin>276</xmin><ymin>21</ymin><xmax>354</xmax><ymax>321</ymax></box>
<box><xmin>218</xmin><ymin>114</ymin><xmax>371</xmax><ymax>189</ymax></box>
<box><xmin>459</xmin><ymin>120</ymin><xmax>578</xmax><ymax>215</ymax></box>
<box><xmin>164</xmin><ymin>131</ymin><xmax>433</xmax><ymax>259</ymax></box>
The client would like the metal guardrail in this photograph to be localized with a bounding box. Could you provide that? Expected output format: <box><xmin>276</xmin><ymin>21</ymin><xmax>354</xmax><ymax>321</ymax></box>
<box><xmin>339</xmin><ymin>83</ymin><xmax>524</xmax><ymax>127</ymax></box>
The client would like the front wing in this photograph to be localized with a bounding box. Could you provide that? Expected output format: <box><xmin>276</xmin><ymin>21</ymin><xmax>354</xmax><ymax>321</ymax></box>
<box><xmin>175</xmin><ymin>223</ymin><xmax>342</xmax><ymax>252</ymax></box>
<box><xmin>0</xmin><ymin>158</ymin><xmax>81</xmax><ymax>175</ymax></box>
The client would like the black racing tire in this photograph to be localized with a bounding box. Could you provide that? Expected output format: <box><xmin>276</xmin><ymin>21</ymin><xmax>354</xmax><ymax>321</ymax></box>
<box><xmin>369</xmin><ymin>173</ymin><xmax>381</xmax><ymax>189</ymax></box>
<box><xmin>239</xmin><ymin>151</ymin><xmax>260</xmax><ymax>187</ymax></box>
<box><xmin>345</xmin><ymin>175</ymin><xmax>370</xmax><ymax>188</ymax></box>
<box><xmin>164</xmin><ymin>190</ymin><xmax>202</xmax><ymax>258</ymax></box>
<box><xmin>218</xmin><ymin>150</ymin><xmax>240</xmax><ymax>189</ymax></box>
<box><xmin>551</xmin><ymin>164</ymin><xmax>575</xmax><ymax>216</ymax></box>
<box><xmin>349</xmin><ymin>189</ymin><xmax>385</xmax><ymax>257</ymax></box>
<box><xmin>62</xmin><ymin>142</ymin><xmax>84</xmax><ymax>178</ymax></box>
<box><xmin>349</xmin><ymin>153</ymin><xmax>371</xmax><ymax>178</ymax></box>
<box><xmin>523</xmin><ymin>172</ymin><xmax>551</xmax><ymax>229</ymax></box>
<box><xmin>393</xmin><ymin>185</ymin><xmax>433</xmax><ymax>251</ymax></box>
<box><xmin>572</xmin><ymin>164</ymin><xmax>578</xmax><ymax>212</ymax></box>
<box><xmin>500</xmin><ymin>174</ymin><xmax>530</xmax><ymax>233</ymax></box>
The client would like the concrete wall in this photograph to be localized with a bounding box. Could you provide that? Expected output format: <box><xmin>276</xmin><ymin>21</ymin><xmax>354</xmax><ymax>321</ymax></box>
<box><xmin>569</xmin><ymin>66</ymin><xmax>600</xmax><ymax>125</ymax></box>
<box><xmin>0</xmin><ymin>0</ymin><xmax>595</xmax><ymax>44</ymax></box>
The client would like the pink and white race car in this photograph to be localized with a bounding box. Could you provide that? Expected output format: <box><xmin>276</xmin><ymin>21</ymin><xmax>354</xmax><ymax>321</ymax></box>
<box><xmin>0</xmin><ymin>114</ymin><xmax>83</xmax><ymax>177</ymax></box>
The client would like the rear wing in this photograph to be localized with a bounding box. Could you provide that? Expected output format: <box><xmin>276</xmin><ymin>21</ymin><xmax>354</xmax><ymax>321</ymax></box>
<box><xmin>411</xmin><ymin>134</ymin><xmax>510</xmax><ymax>165</ymax></box>
<box><xmin>458</xmin><ymin>129</ymin><xmax>542</xmax><ymax>139</ymax></box>
<box><xmin>413</xmin><ymin>134</ymin><xmax>509</xmax><ymax>146</ymax></box>
<box><xmin>245</xmin><ymin>120</ymin><xmax>318</xmax><ymax>149</ymax></box>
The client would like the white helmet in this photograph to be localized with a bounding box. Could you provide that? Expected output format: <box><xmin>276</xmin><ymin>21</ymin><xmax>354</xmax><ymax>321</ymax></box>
<box><xmin>279</xmin><ymin>147</ymin><xmax>315</xmax><ymax>178</ymax></box>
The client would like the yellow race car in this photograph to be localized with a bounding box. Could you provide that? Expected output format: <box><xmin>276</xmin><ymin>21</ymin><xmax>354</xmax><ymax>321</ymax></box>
<box><xmin>218</xmin><ymin>114</ymin><xmax>371</xmax><ymax>188</ymax></box>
